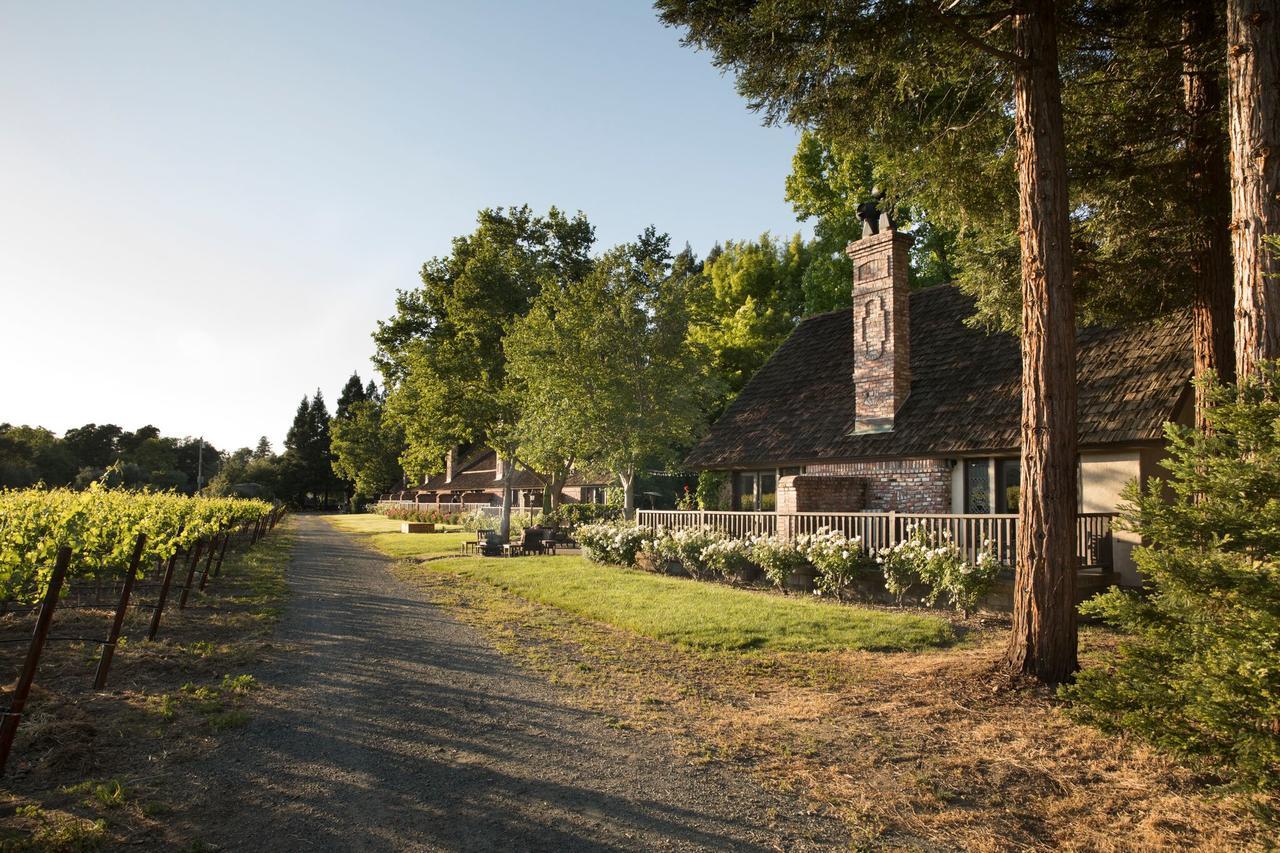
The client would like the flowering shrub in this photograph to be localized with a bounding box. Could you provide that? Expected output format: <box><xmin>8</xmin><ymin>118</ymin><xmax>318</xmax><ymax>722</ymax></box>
<box><xmin>796</xmin><ymin>528</ymin><xmax>870</xmax><ymax>596</ymax></box>
<box><xmin>456</xmin><ymin>509</ymin><xmax>536</xmax><ymax>533</ymax></box>
<box><xmin>376</xmin><ymin>505</ymin><xmax>463</xmax><ymax>525</ymax></box>
<box><xmin>876</xmin><ymin>525</ymin><xmax>1000</xmax><ymax>616</ymax></box>
<box><xmin>748</xmin><ymin>534</ymin><xmax>808</xmax><ymax>588</ymax></box>
<box><xmin>700</xmin><ymin>537</ymin><xmax>754</xmax><ymax>579</ymax></box>
<box><xmin>948</xmin><ymin>548</ymin><xmax>1001</xmax><ymax>617</ymax></box>
<box><xmin>576</xmin><ymin>521</ymin><xmax>654</xmax><ymax>566</ymax></box>
<box><xmin>650</xmin><ymin>526</ymin><xmax>728</xmax><ymax>579</ymax></box>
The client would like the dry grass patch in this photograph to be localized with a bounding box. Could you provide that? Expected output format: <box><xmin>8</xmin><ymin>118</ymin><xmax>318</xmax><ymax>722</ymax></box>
<box><xmin>394</xmin><ymin>558</ymin><xmax>1276</xmax><ymax>851</ymax></box>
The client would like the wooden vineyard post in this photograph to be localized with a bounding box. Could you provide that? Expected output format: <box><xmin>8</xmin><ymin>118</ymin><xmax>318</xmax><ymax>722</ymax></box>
<box><xmin>211</xmin><ymin>531</ymin><xmax>231</xmax><ymax>579</ymax></box>
<box><xmin>177</xmin><ymin>539</ymin><xmax>206</xmax><ymax>610</ymax></box>
<box><xmin>93</xmin><ymin>533</ymin><xmax>146</xmax><ymax>690</ymax></box>
<box><xmin>197</xmin><ymin>534</ymin><xmax>219</xmax><ymax>591</ymax></box>
<box><xmin>147</xmin><ymin>552</ymin><xmax>180</xmax><ymax>640</ymax></box>
<box><xmin>0</xmin><ymin>546</ymin><xmax>72</xmax><ymax>776</ymax></box>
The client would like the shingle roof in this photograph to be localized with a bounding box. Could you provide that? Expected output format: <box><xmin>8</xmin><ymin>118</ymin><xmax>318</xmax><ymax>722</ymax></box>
<box><xmin>418</xmin><ymin>447</ymin><xmax>609</xmax><ymax>492</ymax></box>
<box><xmin>685</xmin><ymin>285</ymin><xmax>1192</xmax><ymax>469</ymax></box>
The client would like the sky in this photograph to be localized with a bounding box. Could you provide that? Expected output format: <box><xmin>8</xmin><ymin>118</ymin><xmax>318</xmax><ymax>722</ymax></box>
<box><xmin>0</xmin><ymin>1</ymin><xmax>807</xmax><ymax>453</ymax></box>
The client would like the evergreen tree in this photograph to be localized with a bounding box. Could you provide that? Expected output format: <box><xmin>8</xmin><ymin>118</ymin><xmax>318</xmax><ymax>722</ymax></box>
<box><xmin>336</xmin><ymin>372</ymin><xmax>368</xmax><ymax>420</ymax></box>
<box><xmin>1226</xmin><ymin>0</ymin><xmax>1280</xmax><ymax>378</ymax></box>
<box><xmin>1065</xmin><ymin>366</ymin><xmax>1280</xmax><ymax>787</ymax></box>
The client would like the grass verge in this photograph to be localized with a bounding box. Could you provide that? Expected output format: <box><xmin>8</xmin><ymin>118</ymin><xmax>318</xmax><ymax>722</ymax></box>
<box><xmin>0</xmin><ymin>519</ymin><xmax>294</xmax><ymax>851</ymax></box>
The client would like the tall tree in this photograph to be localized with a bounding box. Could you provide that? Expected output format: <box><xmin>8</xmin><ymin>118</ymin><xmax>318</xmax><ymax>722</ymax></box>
<box><xmin>330</xmin><ymin>399</ymin><xmax>405</xmax><ymax>500</ymax></box>
<box><xmin>687</xmin><ymin>235</ymin><xmax>805</xmax><ymax>413</ymax></box>
<box><xmin>335</xmin><ymin>372</ymin><xmax>369</xmax><ymax>420</ymax></box>
<box><xmin>282</xmin><ymin>392</ymin><xmax>335</xmax><ymax>505</ymax></box>
<box><xmin>1183</xmin><ymin>0</ymin><xmax>1236</xmax><ymax>414</ymax></box>
<box><xmin>1004</xmin><ymin>0</ymin><xmax>1079</xmax><ymax>683</ymax></box>
<box><xmin>378</xmin><ymin>206</ymin><xmax>597</xmax><ymax>539</ymax></box>
<box><xmin>1227</xmin><ymin>0</ymin><xmax>1280</xmax><ymax>378</ymax></box>
<box><xmin>508</xmin><ymin>229</ymin><xmax>706</xmax><ymax>515</ymax></box>
<box><xmin>658</xmin><ymin>0</ymin><xmax>1081</xmax><ymax>682</ymax></box>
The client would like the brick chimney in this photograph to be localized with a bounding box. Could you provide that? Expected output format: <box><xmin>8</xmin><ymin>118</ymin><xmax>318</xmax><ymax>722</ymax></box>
<box><xmin>846</xmin><ymin>226</ymin><xmax>914</xmax><ymax>434</ymax></box>
<box><xmin>444</xmin><ymin>448</ymin><xmax>455</xmax><ymax>484</ymax></box>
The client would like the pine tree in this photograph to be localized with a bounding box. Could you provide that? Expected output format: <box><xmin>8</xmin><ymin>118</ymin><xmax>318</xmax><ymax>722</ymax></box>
<box><xmin>1065</xmin><ymin>366</ymin><xmax>1280</xmax><ymax>787</ymax></box>
<box><xmin>1226</xmin><ymin>0</ymin><xmax>1280</xmax><ymax>378</ymax></box>
<box><xmin>336</xmin><ymin>372</ymin><xmax>368</xmax><ymax>420</ymax></box>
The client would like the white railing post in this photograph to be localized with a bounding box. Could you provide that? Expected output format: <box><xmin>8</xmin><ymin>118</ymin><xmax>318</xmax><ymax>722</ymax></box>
<box><xmin>887</xmin><ymin>510</ymin><xmax>897</xmax><ymax>548</ymax></box>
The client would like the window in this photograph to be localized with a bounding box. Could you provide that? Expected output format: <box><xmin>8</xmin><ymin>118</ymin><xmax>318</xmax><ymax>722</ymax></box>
<box><xmin>964</xmin><ymin>459</ymin><xmax>992</xmax><ymax>514</ymax></box>
<box><xmin>580</xmin><ymin>486</ymin><xmax>605</xmax><ymax>505</ymax></box>
<box><xmin>996</xmin><ymin>459</ymin><xmax>1020</xmax><ymax>513</ymax></box>
<box><xmin>734</xmin><ymin>470</ymin><xmax>779</xmax><ymax>511</ymax></box>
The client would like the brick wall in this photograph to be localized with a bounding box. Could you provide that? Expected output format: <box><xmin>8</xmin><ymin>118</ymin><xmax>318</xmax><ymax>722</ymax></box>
<box><xmin>777</xmin><ymin>475</ymin><xmax>867</xmax><ymax>513</ymax></box>
<box><xmin>805</xmin><ymin>458</ymin><xmax>950</xmax><ymax>513</ymax></box>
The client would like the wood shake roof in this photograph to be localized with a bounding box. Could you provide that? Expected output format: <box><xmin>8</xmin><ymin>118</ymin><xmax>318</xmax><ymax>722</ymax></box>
<box><xmin>685</xmin><ymin>285</ymin><xmax>1192</xmax><ymax>469</ymax></box>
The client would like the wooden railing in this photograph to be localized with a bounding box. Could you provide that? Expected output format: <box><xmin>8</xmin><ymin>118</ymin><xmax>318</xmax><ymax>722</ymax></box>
<box><xmin>375</xmin><ymin>500</ymin><xmax>541</xmax><ymax>517</ymax></box>
<box><xmin>635</xmin><ymin>510</ymin><xmax>1116</xmax><ymax>569</ymax></box>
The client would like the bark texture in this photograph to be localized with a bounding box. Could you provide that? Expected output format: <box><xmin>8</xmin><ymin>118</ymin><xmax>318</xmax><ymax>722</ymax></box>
<box><xmin>1185</xmin><ymin>0</ymin><xmax>1237</xmax><ymax>423</ymax></box>
<box><xmin>1004</xmin><ymin>0</ymin><xmax>1080</xmax><ymax>685</ymax></box>
<box><xmin>1228</xmin><ymin>0</ymin><xmax>1280</xmax><ymax>378</ymax></box>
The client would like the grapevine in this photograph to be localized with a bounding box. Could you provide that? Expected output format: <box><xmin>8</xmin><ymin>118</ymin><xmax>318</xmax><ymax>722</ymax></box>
<box><xmin>0</xmin><ymin>486</ymin><xmax>274</xmax><ymax>603</ymax></box>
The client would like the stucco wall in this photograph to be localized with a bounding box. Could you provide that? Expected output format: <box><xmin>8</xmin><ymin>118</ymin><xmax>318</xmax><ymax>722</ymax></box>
<box><xmin>1080</xmin><ymin>450</ymin><xmax>1142</xmax><ymax>584</ymax></box>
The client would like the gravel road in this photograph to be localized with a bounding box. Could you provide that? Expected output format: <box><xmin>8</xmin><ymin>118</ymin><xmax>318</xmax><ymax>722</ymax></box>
<box><xmin>178</xmin><ymin>515</ymin><xmax>846</xmax><ymax>851</ymax></box>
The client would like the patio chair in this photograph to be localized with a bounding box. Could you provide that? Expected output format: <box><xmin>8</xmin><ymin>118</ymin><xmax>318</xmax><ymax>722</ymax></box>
<box><xmin>478</xmin><ymin>531</ymin><xmax>504</xmax><ymax>557</ymax></box>
<box><xmin>505</xmin><ymin>526</ymin><xmax>548</xmax><ymax>557</ymax></box>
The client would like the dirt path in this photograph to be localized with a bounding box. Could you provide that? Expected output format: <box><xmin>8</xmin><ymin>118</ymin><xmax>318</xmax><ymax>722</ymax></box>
<box><xmin>177</xmin><ymin>516</ymin><xmax>845</xmax><ymax>851</ymax></box>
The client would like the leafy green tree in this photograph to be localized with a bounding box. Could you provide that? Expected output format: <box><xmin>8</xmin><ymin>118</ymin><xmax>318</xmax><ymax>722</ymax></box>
<box><xmin>786</xmin><ymin>131</ymin><xmax>958</xmax><ymax>312</ymax></box>
<box><xmin>379</xmin><ymin>206</ymin><xmax>597</xmax><ymax>539</ymax></box>
<box><xmin>1064</xmin><ymin>366</ymin><xmax>1280</xmax><ymax>787</ymax></box>
<box><xmin>62</xmin><ymin>423</ymin><xmax>124</xmax><ymax>469</ymax></box>
<box><xmin>0</xmin><ymin>424</ymin><xmax>77</xmax><ymax>487</ymax></box>
<box><xmin>330</xmin><ymin>400</ymin><xmax>405</xmax><ymax>501</ymax></box>
<box><xmin>253</xmin><ymin>436</ymin><xmax>273</xmax><ymax>459</ymax></box>
<box><xmin>687</xmin><ymin>234</ymin><xmax>805</xmax><ymax>413</ymax></box>
<box><xmin>507</xmin><ymin>229</ymin><xmax>707</xmax><ymax>514</ymax></box>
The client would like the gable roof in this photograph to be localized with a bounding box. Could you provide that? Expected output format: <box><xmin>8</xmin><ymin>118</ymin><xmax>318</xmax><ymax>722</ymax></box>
<box><xmin>418</xmin><ymin>447</ymin><xmax>610</xmax><ymax>493</ymax></box>
<box><xmin>685</xmin><ymin>285</ymin><xmax>1192</xmax><ymax>469</ymax></box>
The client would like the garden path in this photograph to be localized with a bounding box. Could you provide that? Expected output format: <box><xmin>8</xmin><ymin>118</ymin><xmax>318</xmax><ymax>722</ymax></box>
<box><xmin>175</xmin><ymin>515</ymin><xmax>845</xmax><ymax>851</ymax></box>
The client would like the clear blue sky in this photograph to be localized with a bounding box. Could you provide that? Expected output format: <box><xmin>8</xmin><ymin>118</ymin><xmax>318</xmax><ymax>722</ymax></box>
<box><xmin>0</xmin><ymin>1</ymin><xmax>806</xmax><ymax>453</ymax></box>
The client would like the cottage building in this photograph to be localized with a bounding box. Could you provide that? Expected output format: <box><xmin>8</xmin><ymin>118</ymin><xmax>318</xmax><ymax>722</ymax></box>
<box><xmin>405</xmin><ymin>446</ymin><xmax>611</xmax><ymax>510</ymax></box>
<box><xmin>684</xmin><ymin>227</ymin><xmax>1193</xmax><ymax>584</ymax></box>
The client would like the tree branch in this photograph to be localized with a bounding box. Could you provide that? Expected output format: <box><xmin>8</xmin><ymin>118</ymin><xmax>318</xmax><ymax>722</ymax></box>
<box><xmin>937</xmin><ymin>5</ymin><xmax>1027</xmax><ymax>68</ymax></box>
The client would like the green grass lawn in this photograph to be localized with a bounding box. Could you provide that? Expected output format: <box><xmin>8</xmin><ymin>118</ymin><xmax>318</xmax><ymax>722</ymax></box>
<box><xmin>432</xmin><ymin>554</ymin><xmax>953</xmax><ymax>653</ymax></box>
<box><xmin>322</xmin><ymin>513</ymin><xmax>470</xmax><ymax>559</ymax></box>
<box><xmin>322</xmin><ymin>512</ymin><xmax>954</xmax><ymax>652</ymax></box>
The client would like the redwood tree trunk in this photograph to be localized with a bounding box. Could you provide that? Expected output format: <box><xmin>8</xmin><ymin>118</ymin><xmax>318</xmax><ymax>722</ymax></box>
<box><xmin>1227</xmin><ymin>0</ymin><xmax>1280</xmax><ymax>379</ymax></box>
<box><xmin>1004</xmin><ymin>0</ymin><xmax>1080</xmax><ymax>685</ymax></box>
<box><xmin>1185</xmin><ymin>0</ymin><xmax>1236</xmax><ymax>421</ymax></box>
